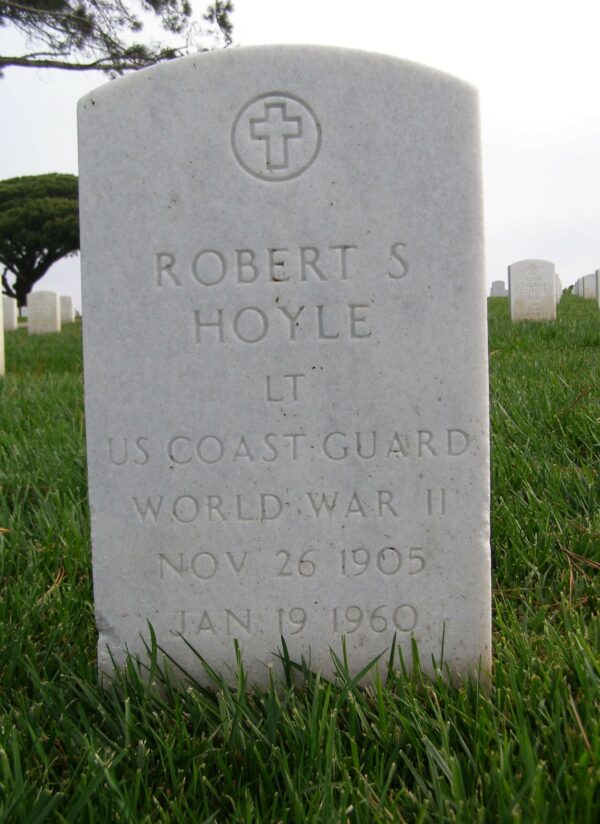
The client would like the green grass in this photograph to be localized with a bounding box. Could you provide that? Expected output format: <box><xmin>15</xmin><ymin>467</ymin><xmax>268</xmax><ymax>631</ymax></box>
<box><xmin>0</xmin><ymin>302</ymin><xmax>598</xmax><ymax>822</ymax></box>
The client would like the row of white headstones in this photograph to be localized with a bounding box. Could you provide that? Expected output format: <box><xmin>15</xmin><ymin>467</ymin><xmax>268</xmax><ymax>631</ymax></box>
<box><xmin>571</xmin><ymin>272</ymin><xmax>599</xmax><ymax>302</ymax></box>
<box><xmin>0</xmin><ymin>291</ymin><xmax>76</xmax><ymax>376</ymax></box>
<box><xmin>490</xmin><ymin>259</ymin><xmax>600</xmax><ymax>320</ymax></box>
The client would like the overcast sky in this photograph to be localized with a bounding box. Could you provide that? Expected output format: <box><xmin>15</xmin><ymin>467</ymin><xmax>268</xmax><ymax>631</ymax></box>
<box><xmin>1</xmin><ymin>0</ymin><xmax>599</xmax><ymax>310</ymax></box>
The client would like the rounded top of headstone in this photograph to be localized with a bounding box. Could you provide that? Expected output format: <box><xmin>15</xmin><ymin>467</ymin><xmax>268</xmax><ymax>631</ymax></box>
<box><xmin>508</xmin><ymin>259</ymin><xmax>556</xmax><ymax>276</ymax></box>
<box><xmin>78</xmin><ymin>44</ymin><xmax>478</xmax><ymax>111</ymax></box>
<box><xmin>508</xmin><ymin>259</ymin><xmax>555</xmax><ymax>267</ymax></box>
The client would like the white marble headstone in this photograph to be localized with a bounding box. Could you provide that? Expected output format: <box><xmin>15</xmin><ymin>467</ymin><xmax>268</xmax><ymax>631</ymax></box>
<box><xmin>60</xmin><ymin>295</ymin><xmax>75</xmax><ymax>324</ymax></box>
<box><xmin>490</xmin><ymin>280</ymin><xmax>507</xmax><ymax>297</ymax></box>
<box><xmin>79</xmin><ymin>46</ymin><xmax>491</xmax><ymax>687</ymax></box>
<box><xmin>582</xmin><ymin>274</ymin><xmax>597</xmax><ymax>300</ymax></box>
<box><xmin>28</xmin><ymin>291</ymin><xmax>61</xmax><ymax>335</ymax></box>
<box><xmin>508</xmin><ymin>259</ymin><xmax>556</xmax><ymax>321</ymax></box>
<box><xmin>3</xmin><ymin>296</ymin><xmax>18</xmax><ymax>331</ymax></box>
<box><xmin>555</xmin><ymin>274</ymin><xmax>561</xmax><ymax>304</ymax></box>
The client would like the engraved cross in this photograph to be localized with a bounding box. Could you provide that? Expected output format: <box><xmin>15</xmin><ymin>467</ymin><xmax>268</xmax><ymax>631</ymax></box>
<box><xmin>249</xmin><ymin>103</ymin><xmax>302</xmax><ymax>170</ymax></box>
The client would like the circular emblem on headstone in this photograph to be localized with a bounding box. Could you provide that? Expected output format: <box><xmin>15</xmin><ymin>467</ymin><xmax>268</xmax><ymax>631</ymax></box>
<box><xmin>231</xmin><ymin>92</ymin><xmax>321</xmax><ymax>182</ymax></box>
<box><xmin>527</xmin><ymin>263</ymin><xmax>537</xmax><ymax>274</ymax></box>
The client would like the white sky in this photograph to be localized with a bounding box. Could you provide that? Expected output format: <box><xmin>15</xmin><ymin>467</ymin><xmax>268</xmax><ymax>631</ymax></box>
<box><xmin>2</xmin><ymin>0</ymin><xmax>600</xmax><ymax>310</ymax></box>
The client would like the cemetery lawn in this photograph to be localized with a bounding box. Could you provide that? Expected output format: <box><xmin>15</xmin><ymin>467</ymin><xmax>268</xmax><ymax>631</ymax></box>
<box><xmin>0</xmin><ymin>298</ymin><xmax>598</xmax><ymax>823</ymax></box>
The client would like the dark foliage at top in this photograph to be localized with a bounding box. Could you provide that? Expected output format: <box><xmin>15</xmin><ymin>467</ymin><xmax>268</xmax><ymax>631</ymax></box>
<box><xmin>0</xmin><ymin>0</ymin><xmax>233</xmax><ymax>74</ymax></box>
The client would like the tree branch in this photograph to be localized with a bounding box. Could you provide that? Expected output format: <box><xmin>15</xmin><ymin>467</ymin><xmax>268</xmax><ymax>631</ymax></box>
<box><xmin>0</xmin><ymin>1</ymin><xmax>233</xmax><ymax>75</ymax></box>
<box><xmin>0</xmin><ymin>1</ymin><xmax>87</xmax><ymax>20</ymax></box>
<box><xmin>0</xmin><ymin>53</ymin><xmax>187</xmax><ymax>70</ymax></box>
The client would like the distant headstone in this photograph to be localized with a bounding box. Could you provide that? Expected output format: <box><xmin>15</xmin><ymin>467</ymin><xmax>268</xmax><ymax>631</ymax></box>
<box><xmin>28</xmin><ymin>291</ymin><xmax>62</xmax><ymax>335</ymax></box>
<box><xmin>0</xmin><ymin>294</ymin><xmax>4</xmax><ymax>376</ymax></box>
<box><xmin>79</xmin><ymin>46</ymin><xmax>491</xmax><ymax>688</ymax></box>
<box><xmin>508</xmin><ymin>259</ymin><xmax>556</xmax><ymax>321</ymax></box>
<box><xmin>2</xmin><ymin>296</ymin><xmax>18</xmax><ymax>331</ymax></box>
<box><xmin>581</xmin><ymin>273</ymin><xmax>597</xmax><ymax>300</ymax></box>
<box><xmin>490</xmin><ymin>280</ymin><xmax>507</xmax><ymax>297</ymax></box>
<box><xmin>596</xmin><ymin>270</ymin><xmax>600</xmax><ymax>308</ymax></box>
<box><xmin>555</xmin><ymin>274</ymin><xmax>562</xmax><ymax>304</ymax></box>
<box><xmin>60</xmin><ymin>295</ymin><xmax>75</xmax><ymax>324</ymax></box>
